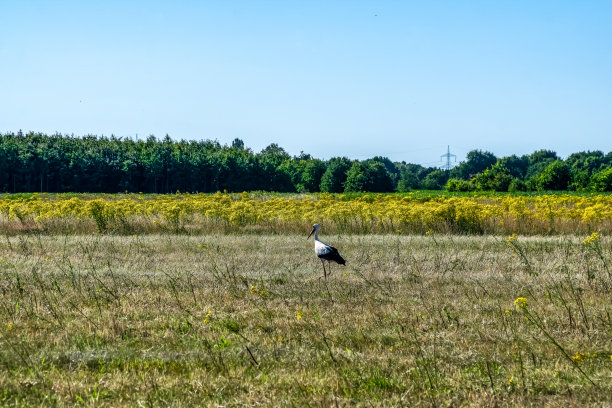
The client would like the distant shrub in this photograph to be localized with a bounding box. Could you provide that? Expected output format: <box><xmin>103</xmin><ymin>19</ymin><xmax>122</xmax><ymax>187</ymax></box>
<box><xmin>446</xmin><ymin>178</ymin><xmax>475</xmax><ymax>192</ymax></box>
<box><xmin>536</xmin><ymin>160</ymin><xmax>571</xmax><ymax>191</ymax></box>
<box><xmin>508</xmin><ymin>178</ymin><xmax>527</xmax><ymax>192</ymax></box>
<box><xmin>589</xmin><ymin>167</ymin><xmax>612</xmax><ymax>191</ymax></box>
<box><xmin>472</xmin><ymin>163</ymin><xmax>514</xmax><ymax>191</ymax></box>
<box><xmin>422</xmin><ymin>170</ymin><xmax>448</xmax><ymax>190</ymax></box>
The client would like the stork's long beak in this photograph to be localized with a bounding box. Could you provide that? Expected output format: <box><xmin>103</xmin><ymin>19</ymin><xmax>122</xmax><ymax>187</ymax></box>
<box><xmin>307</xmin><ymin>227</ymin><xmax>315</xmax><ymax>240</ymax></box>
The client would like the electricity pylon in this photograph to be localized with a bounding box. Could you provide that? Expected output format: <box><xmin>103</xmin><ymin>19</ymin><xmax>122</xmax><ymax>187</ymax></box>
<box><xmin>441</xmin><ymin>145</ymin><xmax>456</xmax><ymax>171</ymax></box>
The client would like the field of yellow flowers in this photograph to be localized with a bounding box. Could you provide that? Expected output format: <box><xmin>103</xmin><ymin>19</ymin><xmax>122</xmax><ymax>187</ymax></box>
<box><xmin>0</xmin><ymin>192</ymin><xmax>610</xmax><ymax>235</ymax></box>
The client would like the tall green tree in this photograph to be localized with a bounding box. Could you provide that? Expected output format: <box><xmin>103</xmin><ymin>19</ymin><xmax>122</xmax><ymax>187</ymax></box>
<box><xmin>497</xmin><ymin>155</ymin><xmax>528</xmax><ymax>179</ymax></box>
<box><xmin>257</xmin><ymin>144</ymin><xmax>294</xmax><ymax>192</ymax></box>
<box><xmin>525</xmin><ymin>150</ymin><xmax>558</xmax><ymax>180</ymax></box>
<box><xmin>365</xmin><ymin>161</ymin><xmax>394</xmax><ymax>192</ymax></box>
<box><xmin>565</xmin><ymin>151</ymin><xmax>606</xmax><ymax>190</ymax></box>
<box><xmin>396</xmin><ymin>167</ymin><xmax>419</xmax><ymax>192</ymax></box>
<box><xmin>343</xmin><ymin>161</ymin><xmax>394</xmax><ymax>192</ymax></box>
<box><xmin>300</xmin><ymin>159</ymin><xmax>327</xmax><ymax>192</ymax></box>
<box><xmin>367</xmin><ymin>156</ymin><xmax>399</xmax><ymax>188</ymax></box>
<box><xmin>449</xmin><ymin>150</ymin><xmax>497</xmax><ymax>180</ymax></box>
<box><xmin>589</xmin><ymin>167</ymin><xmax>612</xmax><ymax>191</ymax></box>
<box><xmin>472</xmin><ymin>162</ymin><xmax>514</xmax><ymax>191</ymax></box>
<box><xmin>344</xmin><ymin>162</ymin><xmax>368</xmax><ymax>192</ymax></box>
<box><xmin>422</xmin><ymin>169</ymin><xmax>448</xmax><ymax>190</ymax></box>
<box><xmin>536</xmin><ymin>160</ymin><xmax>571</xmax><ymax>191</ymax></box>
<box><xmin>320</xmin><ymin>157</ymin><xmax>352</xmax><ymax>193</ymax></box>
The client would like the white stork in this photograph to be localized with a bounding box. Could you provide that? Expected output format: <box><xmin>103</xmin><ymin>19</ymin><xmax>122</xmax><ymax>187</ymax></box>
<box><xmin>307</xmin><ymin>223</ymin><xmax>346</xmax><ymax>279</ymax></box>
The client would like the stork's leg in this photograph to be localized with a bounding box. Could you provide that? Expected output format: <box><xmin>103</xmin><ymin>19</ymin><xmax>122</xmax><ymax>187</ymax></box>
<box><xmin>318</xmin><ymin>259</ymin><xmax>327</xmax><ymax>280</ymax></box>
<box><xmin>327</xmin><ymin>261</ymin><xmax>332</xmax><ymax>277</ymax></box>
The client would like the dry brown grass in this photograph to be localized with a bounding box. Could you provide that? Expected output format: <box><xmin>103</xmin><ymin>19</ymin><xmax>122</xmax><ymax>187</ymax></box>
<box><xmin>0</xmin><ymin>232</ymin><xmax>610</xmax><ymax>406</ymax></box>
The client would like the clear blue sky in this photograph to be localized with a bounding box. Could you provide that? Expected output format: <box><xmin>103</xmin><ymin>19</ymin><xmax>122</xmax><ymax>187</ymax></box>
<box><xmin>2</xmin><ymin>1</ymin><xmax>611</xmax><ymax>165</ymax></box>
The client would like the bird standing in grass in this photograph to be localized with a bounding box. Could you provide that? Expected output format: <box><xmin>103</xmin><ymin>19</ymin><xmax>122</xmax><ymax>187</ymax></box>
<box><xmin>307</xmin><ymin>223</ymin><xmax>346</xmax><ymax>279</ymax></box>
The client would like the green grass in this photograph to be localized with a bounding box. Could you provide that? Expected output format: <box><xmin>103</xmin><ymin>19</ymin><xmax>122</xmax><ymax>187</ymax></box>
<box><xmin>337</xmin><ymin>190</ymin><xmax>612</xmax><ymax>199</ymax></box>
<box><xmin>0</xmin><ymin>233</ymin><xmax>610</xmax><ymax>406</ymax></box>
<box><xmin>1</xmin><ymin>189</ymin><xmax>610</xmax><ymax>202</ymax></box>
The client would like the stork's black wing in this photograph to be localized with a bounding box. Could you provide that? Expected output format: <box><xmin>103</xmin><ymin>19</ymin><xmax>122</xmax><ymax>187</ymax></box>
<box><xmin>318</xmin><ymin>245</ymin><xmax>346</xmax><ymax>265</ymax></box>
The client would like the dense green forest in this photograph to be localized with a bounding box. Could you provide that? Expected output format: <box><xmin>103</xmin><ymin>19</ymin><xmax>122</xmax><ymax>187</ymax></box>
<box><xmin>1</xmin><ymin>132</ymin><xmax>611</xmax><ymax>193</ymax></box>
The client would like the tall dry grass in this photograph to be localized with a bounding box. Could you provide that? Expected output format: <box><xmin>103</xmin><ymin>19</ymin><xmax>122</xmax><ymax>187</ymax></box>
<box><xmin>0</xmin><ymin>232</ymin><xmax>610</xmax><ymax>406</ymax></box>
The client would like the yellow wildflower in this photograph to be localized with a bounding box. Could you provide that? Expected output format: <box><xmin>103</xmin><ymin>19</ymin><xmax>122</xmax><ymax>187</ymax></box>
<box><xmin>296</xmin><ymin>312</ymin><xmax>303</xmax><ymax>320</ymax></box>
<box><xmin>583</xmin><ymin>232</ymin><xmax>600</xmax><ymax>246</ymax></box>
<box><xmin>514</xmin><ymin>297</ymin><xmax>527</xmax><ymax>309</ymax></box>
<box><xmin>505</xmin><ymin>233</ymin><xmax>518</xmax><ymax>244</ymax></box>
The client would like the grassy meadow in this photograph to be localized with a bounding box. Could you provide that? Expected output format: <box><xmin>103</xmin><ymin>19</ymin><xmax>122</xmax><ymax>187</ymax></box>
<box><xmin>1</xmin><ymin>231</ymin><xmax>611</xmax><ymax>406</ymax></box>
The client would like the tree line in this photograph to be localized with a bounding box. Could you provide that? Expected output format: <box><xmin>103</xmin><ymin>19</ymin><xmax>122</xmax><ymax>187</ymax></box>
<box><xmin>1</xmin><ymin>132</ymin><xmax>611</xmax><ymax>193</ymax></box>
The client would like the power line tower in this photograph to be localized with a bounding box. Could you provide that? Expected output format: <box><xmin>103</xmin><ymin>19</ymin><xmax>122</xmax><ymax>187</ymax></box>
<box><xmin>440</xmin><ymin>145</ymin><xmax>456</xmax><ymax>171</ymax></box>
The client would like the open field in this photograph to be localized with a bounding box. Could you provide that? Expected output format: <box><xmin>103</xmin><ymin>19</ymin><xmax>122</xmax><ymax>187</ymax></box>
<box><xmin>0</xmin><ymin>233</ymin><xmax>610</xmax><ymax>406</ymax></box>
